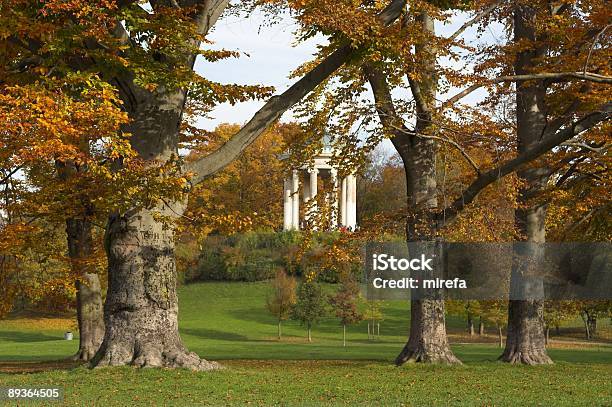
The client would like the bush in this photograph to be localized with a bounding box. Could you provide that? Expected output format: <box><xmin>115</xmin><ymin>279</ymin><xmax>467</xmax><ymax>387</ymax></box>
<box><xmin>194</xmin><ymin>230</ymin><xmax>303</xmax><ymax>282</ymax></box>
<box><xmin>186</xmin><ymin>230</ymin><xmax>364</xmax><ymax>283</ymax></box>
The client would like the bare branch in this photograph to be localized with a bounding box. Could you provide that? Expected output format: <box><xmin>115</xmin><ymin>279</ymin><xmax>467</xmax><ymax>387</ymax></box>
<box><xmin>583</xmin><ymin>24</ymin><xmax>610</xmax><ymax>74</ymax></box>
<box><xmin>187</xmin><ymin>0</ymin><xmax>408</xmax><ymax>184</ymax></box>
<box><xmin>561</xmin><ymin>141</ymin><xmax>608</xmax><ymax>154</ymax></box>
<box><xmin>447</xmin><ymin>1</ymin><xmax>503</xmax><ymax>42</ymax></box>
<box><xmin>0</xmin><ymin>166</ymin><xmax>23</xmax><ymax>186</ymax></box>
<box><xmin>444</xmin><ymin>72</ymin><xmax>612</xmax><ymax>107</ymax></box>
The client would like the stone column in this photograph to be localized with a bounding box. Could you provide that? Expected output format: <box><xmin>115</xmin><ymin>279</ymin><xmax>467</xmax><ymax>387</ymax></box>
<box><xmin>283</xmin><ymin>177</ymin><xmax>292</xmax><ymax>230</ymax></box>
<box><xmin>308</xmin><ymin>169</ymin><xmax>318</xmax><ymax>219</ymax></box>
<box><xmin>291</xmin><ymin>170</ymin><xmax>300</xmax><ymax>230</ymax></box>
<box><xmin>330</xmin><ymin>169</ymin><xmax>338</xmax><ymax>228</ymax></box>
<box><xmin>340</xmin><ymin>176</ymin><xmax>347</xmax><ymax>227</ymax></box>
<box><xmin>346</xmin><ymin>174</ymin><xmax>357</xmax><ymax>229</ymax></box>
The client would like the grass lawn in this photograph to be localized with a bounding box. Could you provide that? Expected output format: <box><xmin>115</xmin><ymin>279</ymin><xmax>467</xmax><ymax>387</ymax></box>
<box><xmin>0</xmin><ymin>281</ymin><xmax>611</xmax><ymax>405</ymax></box>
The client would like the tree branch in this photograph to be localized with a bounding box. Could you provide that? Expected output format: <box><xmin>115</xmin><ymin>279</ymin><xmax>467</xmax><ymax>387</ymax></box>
<box><xmin>447</xmin><ymin>1</ymin><xmax>502</xmax><ymax>42</ymax></box>
<box><xmin>435</xmin><ymin>105</ymin><xmax>612</xmax><ymax>224</ymax></box>
<box><xmin>186</xmin><ymin>0</ymin><xmax>407</xmax><ymax>183</ymax></box>
<box><xmin>444</xmin><ymin>72</ymin><xmax>612</xmax><ymax>107</ymax></box>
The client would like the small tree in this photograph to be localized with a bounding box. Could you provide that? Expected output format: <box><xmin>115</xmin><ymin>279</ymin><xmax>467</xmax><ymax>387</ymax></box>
<box><xmin>446</xmin><ymin>300</ymin><xmax>483</xmax><ymax>337</ymax></box>
<box><xmin>481</xmin><ymin>300</ymin><xmax>507</xmax><ymax>348</ymax></box>
<box><xmin>544</xmin><ymin>300</ymin><xmax>579</xmax><ymax>342</ymax></box>
<box><xmin>329</xmin><ymin>278</ymin><xmax>363</xmax><ymax>346</ymax></box>
<box><xmin>578</xmin><ymin>300</ymin><xmax>612</xmax><ymax>340</ymax></box>
<box><xmin>363</xmin><ymin>299</ymin><xmax>384</xmax><ymax>340</ymax></box>
<box><xmin>266</xmin><ymin>269</ymin><xmax>297</xmax><ymax>340</ymax></box>
<box><xmin>292</xmin><ymin>279</ymin><xmax>327</xmax><ymax>342</ymax></box>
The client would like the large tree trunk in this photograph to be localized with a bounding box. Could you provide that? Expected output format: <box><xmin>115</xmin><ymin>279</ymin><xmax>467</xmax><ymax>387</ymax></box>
<box><xmin>394</xmin><ymin>12</ymin><xmax>459</xmax><ymax>366</ymax></box>
<box><xmin>66</xmin><ymin>218</ymin><xmax>104</xmax><ymax>362</ymax></box>
<box><xmin>93</xmin><ymin>205</ymin><xmax>218</xmax><ymax>370</ymax></box>
<box><xmin>500</xmin><ymin>4</ymin><xmax>552</xmax><ymax>365</ymax></box>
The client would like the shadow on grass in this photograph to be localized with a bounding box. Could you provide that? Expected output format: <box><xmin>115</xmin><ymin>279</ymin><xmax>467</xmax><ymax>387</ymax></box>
<box><xmin>0</xmin><ymin>331</ymin><xmax>63</xmax><ymax>343</ymax></box>
<box><xmin>181</xmin><ymin>328</ymin><xmax>270</xmax><ymax>342</ymax></box>
<box><xmin>0</xmin><ymin>359</ymin><xmax>83</xmax><ymax>374</ymax></box>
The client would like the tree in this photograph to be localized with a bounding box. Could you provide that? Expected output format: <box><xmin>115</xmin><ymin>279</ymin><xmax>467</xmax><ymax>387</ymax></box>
<box><xmin>578</xmin><ymin>301</ymin><xmax>612</xmax><ymax>340</ymax></box>
<box><xmin>363</xmin><ymin>299</ymin><xmax>384</xmax><ymax>341</ymax></box>
<box><xmin>266</xmin><ymin>269</ymin><xmax>297</xmax><ymax>340</ymax></box>
<box><xmin>292</xmin><ymin>279</ymin><xmax>327</xmax><ymax>342</ymax></box>
<box><xmin>357</xmin><ymin>149</ymin><xmax>406</xmax><ymax>232</ymax></box>
<box><xmin>4</xmin><ymin>0</ymin><xmax>408</xmax><ymax>369</ymax></box>
<box><xmin>0</xmin><ymin>73</ymin><xmax>129</xmax><ymax>360</ymax></box>
<box><xmin>481</xmin><ymin>300</ymin><xmax>508</xmax><ymax>348</ymax></box>
<box><xmin>446</xmin><ymin>300</ymin><xmax>483</xmax><ymax>337</ymax></box>
<box><xmin>296</xmin><ymin>0</ymin><xmax>609</xmax><ymax>365</ymax></box>
<box><xmin>543</xmin><ymin>301</ymin><xmax>578</xmax><ymax>343</ymax></box>
<box><xmin>182</xmin><ymin>122</ymin><xmax>300</xmax><ymax>236</ymax></box>
<box><xmin>328</xmin><ymin>277</ymin><xmax>363</xmax><ymax>346</ymax></box>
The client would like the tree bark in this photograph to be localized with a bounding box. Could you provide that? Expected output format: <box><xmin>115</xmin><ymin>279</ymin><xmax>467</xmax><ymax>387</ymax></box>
<box><xmin>343</xmin><ymin>324</ymin><xmax>346</xmax><ymax>347</ymax></box>
<box><xmin>93</xmin><ymin>205</ymin><xmax>218</xmax><ymax>370</ymax></box>
<box><xmin>500</xmin><ymin>4</ymin><xmax>552</xmax><ymax>366</ymax></box>
<box><xmin>66</xmin><ymin>218</ymin><xmax>104</xmax><ymax>362</ymax></box>
<box><xmin>307</xmin><ymin>324</ymin><xmax>312</xmax><ymax>343</ymax></box>
<box><xmin>479</xmin><ymin>319</ymin><xmax>485</xmax><ymax>335</ymax></box>
<box><xmin>498</xmin><ymin>326</ymin><xmax>503</xmax><ymax>348</ymax></box>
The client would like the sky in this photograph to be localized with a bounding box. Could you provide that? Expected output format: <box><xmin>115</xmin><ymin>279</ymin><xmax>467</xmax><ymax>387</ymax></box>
<box><xmin>194</xmin><ymin>6</ymin><xmax>505</xmax><ymax>153</ymax></box>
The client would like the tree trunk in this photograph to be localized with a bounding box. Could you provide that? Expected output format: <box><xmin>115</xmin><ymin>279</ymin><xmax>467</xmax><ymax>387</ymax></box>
<box><xmin>396</xmin><ymin>298</ymin><xmax>459</xmax><ymax>364</ymax></box>
<box><xmin>278</xmin><ymin>320</ymin><xmax>282</xmax><ymax>340</ymax></box>
<box><xmin>498</xmin><ymin>326</ymin><xmax>503</xmax><ymax>348</ymax></box>
<box><xmin>501</xmin><ymin>300</ymin><xmax>551</xmax><ymax>364</ymax></box>
<box><xmin>92</xmin><ymin>205</ymin><xmax>218</xmax><ymax>370</ymax></box>
<box><xmin>500</xmin><ymin>4</ymin><xmax>552</xmax><ymax>365</ymax></box>
<box><xmin>588</xmin><ymin>317</ymin><xmax>597</xmax><ymax>337</ymax></box>
<box><xmin>479</xmin><ymin>319</ymin><xmax>485</xmax><ymax>335</ymax></box>
<box><xmin>545</xmin><ymin>326</ymin><xmax>549</xmax><ymax>346</ymax></box>
<box><xmin>307</xmin><ymin>323</ymin><xmax>312</xmax><ymax>343</ymax></box>
<box><xmin>468</xmin><ymin>315</ymin><xmax>475</xmax><ymax>336</ymax></box>
<box><xmin>394</xmin><ymin>12</ymin><xmax>459</xmax><ymax>366</ymax></box>
<box><xmin>583</xmin><ymin>316</ymin><xmax>591</xmax><ymax>340</ymax></box>
<box><xmin>367</xmin><ymin>322</ymin><xmax>371</xmax><ymax>340</ymax></box>
<box><xmin>377</xmin><ymin>322</ymin><xmax>380</xmax><ymax>339</ymax></box>
<box><xmin>343</xmin><ymin>324</ymin><xmax>346</xmax><ymax>347</ymax></box>
<box><xmin>88</xmin><ymin>85</ymin><xmax>220</xmax><ymax>370</ymax></box>
<box><xmin>65</xmin><ymin>217</ymin><xmax>104</xmax><ymax>362</ymax></box>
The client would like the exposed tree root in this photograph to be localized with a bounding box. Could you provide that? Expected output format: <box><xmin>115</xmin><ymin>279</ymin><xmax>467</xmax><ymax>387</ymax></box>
<box><xmin>396</xmin><ymin>343</ymin><xmax>462</xmax><ymax>365</ymax></box>
<box><xmin>93</xmin><ymin>341</ymin><xmax>221</xmax><ymax>371</ymax></box>
<box><xmin>499</xmin><ymin>347</ymin><xmax>553</xmax><ymax>365</ymax></box>
<box><xmin>72</xmin><ymin>347</ymin><xmax>97</xmax><ymax>362</ymax></box>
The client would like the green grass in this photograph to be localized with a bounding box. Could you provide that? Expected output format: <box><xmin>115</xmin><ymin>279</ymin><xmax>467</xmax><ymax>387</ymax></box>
<box><xmin>0</xmin><ymin>281</ymin><xmax>611</xmax><ymax>406</ymax></box>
